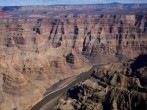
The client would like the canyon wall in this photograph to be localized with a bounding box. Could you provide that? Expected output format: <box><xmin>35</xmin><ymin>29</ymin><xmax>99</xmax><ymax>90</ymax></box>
<box><xmin>0</xmin><ymin>14</ymin><xmax>146</xmax><ymax>109</ymax></box>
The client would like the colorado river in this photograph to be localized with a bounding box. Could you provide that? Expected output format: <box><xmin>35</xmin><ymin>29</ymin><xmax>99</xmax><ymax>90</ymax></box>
<box><xmin>30</xmin><ymin>66</ymin><xmax>95</xmax><ymax>110</ymax></box>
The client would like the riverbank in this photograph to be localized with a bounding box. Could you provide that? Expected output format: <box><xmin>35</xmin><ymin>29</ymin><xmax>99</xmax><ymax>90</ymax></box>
<box><xmin>29</xmin><ymin>66</ymin><xmax>94</xmax><ymax>110</ymax></box>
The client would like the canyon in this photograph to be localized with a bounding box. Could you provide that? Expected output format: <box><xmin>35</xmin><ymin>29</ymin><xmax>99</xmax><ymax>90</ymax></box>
<box><xmin>0</xmin><ymin>4</ymin><xmax>146</xmax><ymax>110</ymax></box>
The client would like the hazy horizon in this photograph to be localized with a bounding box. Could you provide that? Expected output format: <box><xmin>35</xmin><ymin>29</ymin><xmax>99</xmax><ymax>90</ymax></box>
<box><xmin>0</xmin><ymin>0</ymin><xmax>147</xmax><ymax>6</ymax></box>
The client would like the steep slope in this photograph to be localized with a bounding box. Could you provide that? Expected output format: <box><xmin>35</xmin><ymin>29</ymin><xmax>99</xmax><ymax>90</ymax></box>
<box><xmin>0</xmin><ymin>14</ymin><xmax>146</xmax><ymax>109</ymax></box>
<box><xmin>55</xmin><ymin>55</ymin><xmax>147</xmax><ymax>110</ymax></box>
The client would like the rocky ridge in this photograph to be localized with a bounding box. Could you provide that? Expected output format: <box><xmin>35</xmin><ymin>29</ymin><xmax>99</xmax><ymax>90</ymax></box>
<box><xmin>55</xmin><ymin>55</ymin><xmax>147</xmax><ymax>110</ymax></box>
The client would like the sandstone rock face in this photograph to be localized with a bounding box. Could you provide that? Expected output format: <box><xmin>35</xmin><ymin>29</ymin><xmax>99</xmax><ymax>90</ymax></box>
<box><xmin>2</xmin><ymin>69</ymin><xmax>28</xmax><ymax>94</ymax></box>
<box><xmin>0</xmin><ymin>13</ymin><xmax>146</xmax><ymax>109</ymax></box>
<box><xmin>55</xmin><ymin>55</ymin><xmax>147</xmax><ymax>110</ymax></box>
<box><xmin>0</xmin><ymin>91</ymin><xmax>12</xmax><ymax>110</ymax></box>
<box><xmin>0</xmin><ymin>14</ymin><xmax>146</xmax><ymax>63</ymax></box>
<box><xmin>0</xmin><ymin>15</ymin><xmax>90</xmax><ymax>109</ymax></box>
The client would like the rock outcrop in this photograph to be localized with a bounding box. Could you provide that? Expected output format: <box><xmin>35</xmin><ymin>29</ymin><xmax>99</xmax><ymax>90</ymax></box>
<box><xmin>55</xmin><ymin>55</ymin><xmax>147</xmax><ymax>110</ymax></box>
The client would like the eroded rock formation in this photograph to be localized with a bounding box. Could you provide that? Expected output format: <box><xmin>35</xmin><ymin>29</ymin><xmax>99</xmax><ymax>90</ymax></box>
<box><xmin>2</xmin><ymin>66</ymin><xmax>29</xmax><ymax>94</ymax></box>
<box><xmin>0</xmin><ymin>13</ymin><xmax>146</xmax><ymax>110</ymax></box>
<box><xmin>55</xmin><ymin>55</ymin><xmax>147</xmax><ymax>110</ymax></box>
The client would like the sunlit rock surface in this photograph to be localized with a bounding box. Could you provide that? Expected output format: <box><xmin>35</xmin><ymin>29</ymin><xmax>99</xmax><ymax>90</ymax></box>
<box><xmin>0</xmin><ymin>4</ymin><xmax>146</xmax><ymax>110</ymax></box>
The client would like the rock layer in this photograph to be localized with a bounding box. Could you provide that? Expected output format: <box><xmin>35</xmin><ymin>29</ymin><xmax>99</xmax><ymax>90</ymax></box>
<box><xmin>0</xmin><ymin>13</ymin><xmax>146</xmax><ymax>109</ymax></box>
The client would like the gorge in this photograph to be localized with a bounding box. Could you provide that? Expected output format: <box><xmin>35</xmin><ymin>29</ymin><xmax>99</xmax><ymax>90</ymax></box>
<box><xmin>0</xmin><ymin>4</ymin><xmax>146</xmax><ymax>110</ymax></box>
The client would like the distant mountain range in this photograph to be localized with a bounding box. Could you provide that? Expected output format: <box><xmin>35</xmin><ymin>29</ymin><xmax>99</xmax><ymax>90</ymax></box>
<box><xmin>1</xmin><ymin>2</ymin><xmax>147</xmax><ymax>7</ymax></box>
<box><xmin>0</xmin><ymin>3</ymin><xmax>146</xmax><ymax>18</ymax></box>
<box><xmin>1</xmin><ymin>3</ymin><xmax>147</xmax><ymax>11</ymax></box>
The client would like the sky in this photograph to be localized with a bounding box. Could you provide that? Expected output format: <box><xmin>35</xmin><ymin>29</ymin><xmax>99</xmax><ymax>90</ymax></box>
<box><xmin>0</xmin><ymin>0</ymin><xmax>147</xmax><ymax>6</ymax></box>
